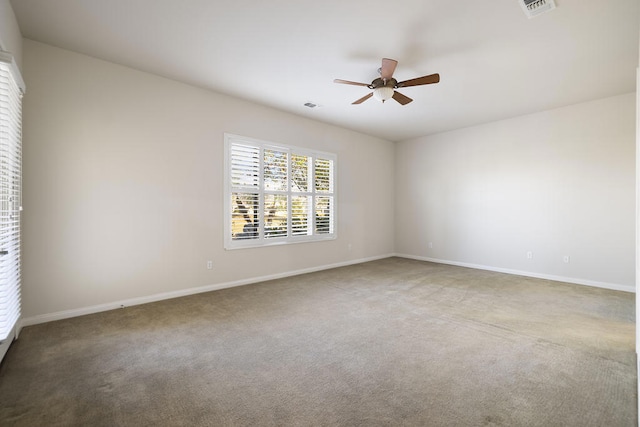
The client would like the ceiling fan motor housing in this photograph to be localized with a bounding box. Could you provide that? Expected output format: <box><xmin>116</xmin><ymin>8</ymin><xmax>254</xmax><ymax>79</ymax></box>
<box><xmin>370</xmin><ymin>78</ymin><xmax>398</xmax><ymax>89</ymax></box>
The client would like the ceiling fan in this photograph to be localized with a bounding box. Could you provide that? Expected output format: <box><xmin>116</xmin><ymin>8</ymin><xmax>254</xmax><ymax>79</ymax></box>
<box><xmin>334</xmin><ymin>58</ymin><xmax>440</xmax><ymax>105</ymax></box>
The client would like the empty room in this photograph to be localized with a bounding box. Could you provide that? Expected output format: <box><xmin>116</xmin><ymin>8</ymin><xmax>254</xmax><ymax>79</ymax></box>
<box><xmin>0</xmin><ymin>0</ymin><xmax>638</xmax><ymax>425</ymax></box>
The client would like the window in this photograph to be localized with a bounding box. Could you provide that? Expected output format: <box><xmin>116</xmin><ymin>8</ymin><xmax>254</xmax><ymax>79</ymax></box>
<box><xmin>224</xmin><ymin>134</ymin><xmax>336</xmax><ymax>249</ymax></box>
<box><xmin>0</xmin><ymin>52</ymin><xmax>24</xmax><ymax>363</ymax></box>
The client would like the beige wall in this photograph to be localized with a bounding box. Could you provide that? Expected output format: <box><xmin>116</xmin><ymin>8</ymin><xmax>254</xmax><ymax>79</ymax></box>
<box><xmin>21</xmin><ymin>39</ymin><xmax>395</xmax><ymax>321</ymax></box>
<box><xmin>396</xmin><ymin>93</ymin><xmax>636</xmax><ymax>290</ymax></box>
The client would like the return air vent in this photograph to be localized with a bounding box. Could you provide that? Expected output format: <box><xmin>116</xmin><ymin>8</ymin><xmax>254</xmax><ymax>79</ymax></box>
<box><xmin>520</xmin><ymin>0</ymin><xmax>556</xmax><ymax>18</ymax></box>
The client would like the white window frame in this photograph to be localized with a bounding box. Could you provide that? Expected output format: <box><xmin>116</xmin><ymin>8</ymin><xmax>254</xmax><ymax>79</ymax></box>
<box><xmin>224</xmin><ymin>134</ymin><xmax>337</xmax><ymax>249</ymax></box>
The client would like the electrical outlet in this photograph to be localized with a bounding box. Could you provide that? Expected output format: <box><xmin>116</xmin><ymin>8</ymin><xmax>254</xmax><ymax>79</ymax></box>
<box><xmin>207</xmin><ymin>260</ymin><xmax>213</xmax><ymax>270</ymax></box>
<box><xmin>563</xmin><ymin>256</ymin><xmax>570</xmax><ymax>264</ymax></box>
<box><xmin>526</xmin><ymin>251</ymin><xmax>533</xmax><ymax>259</ymax></box>
<box><xmin>428</xmin><ymin>242</ymin><xmax>433</xmax><ymax>249</ymax></box>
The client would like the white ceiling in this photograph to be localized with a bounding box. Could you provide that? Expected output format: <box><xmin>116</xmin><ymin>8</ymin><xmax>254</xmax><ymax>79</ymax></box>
<box><xmin>9</xmin><ymin>0</ymin><xmax>640</xmax><ymax>142</ymax></box>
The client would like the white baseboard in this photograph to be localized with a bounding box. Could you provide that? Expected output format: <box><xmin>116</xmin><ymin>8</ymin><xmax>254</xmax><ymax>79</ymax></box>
<box><xmin>394</xmin><ymin>253</ymin><xmax>635</xmax><ymax>293</ymax></box>
<box><xmin>20</xmin><ymin>252</ymin><xmax>633</xmax><ymax>328</ymax></box>
<box><xmin>20</xmin><ymin>254</ymin><xmax>393</xmax><ymax>328</ymax></box>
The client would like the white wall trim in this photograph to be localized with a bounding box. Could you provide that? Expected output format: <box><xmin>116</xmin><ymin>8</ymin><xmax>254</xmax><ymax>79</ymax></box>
<box><xmin>395</xmin><ymin>253</ymin><xmax>635</xmax><ymax>293</ymax></box>
<box><xmin>0</xmin><ymin>51</ymin><xmax>25</xmax><ymax>93</ymax></box>
<box><xmin>20</xmin><ymin>254</ymin><xmax>394</xmax><ymax>327</ymax></box>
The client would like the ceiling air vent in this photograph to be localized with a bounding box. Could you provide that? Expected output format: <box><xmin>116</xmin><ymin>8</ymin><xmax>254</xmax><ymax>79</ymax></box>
<box><xmin>520</xmin><ymin>0</ymin><xmax>556</xmax><ymax>18</ymax></box>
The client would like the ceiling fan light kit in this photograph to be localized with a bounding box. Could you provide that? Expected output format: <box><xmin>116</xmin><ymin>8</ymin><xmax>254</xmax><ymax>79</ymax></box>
<box><xmin>373</xmin><ymin>86</ymin><xmax>395</xmax><ymax>102</ymax></box>
<box><xmin>334</xmin><ymin>58</ymin><xmax>440</xmax><ymax>106</ymax></box>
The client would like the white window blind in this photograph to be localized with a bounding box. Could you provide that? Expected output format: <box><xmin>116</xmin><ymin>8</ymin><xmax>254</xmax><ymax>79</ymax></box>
<box><xmin>0</xmin><ymin>52</ymin><xmax>24</xmax><ymax>355</ymax></box>
<box><xmin>224</xmin><ymin>134</ymin><xmax>336</xmax><ymax>249</ymax></box>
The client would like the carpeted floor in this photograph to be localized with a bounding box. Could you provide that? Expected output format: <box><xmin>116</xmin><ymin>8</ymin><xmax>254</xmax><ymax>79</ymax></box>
<box><xmin>0</xmin><ymin>257</ymin><xmax>636</xmax><ymax>426</ymax></box>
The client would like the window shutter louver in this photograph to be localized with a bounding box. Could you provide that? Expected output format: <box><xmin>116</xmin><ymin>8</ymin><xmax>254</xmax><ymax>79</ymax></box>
<box><xmin>314</xmin><ymin>158</ymin><xmax>333</xmax><ymax>193</ymax></box>
<box><xmin>0</xmin><ymin>54</ymin><xmax>24</xmax><ymax>349</ymax></box>
<box><xmin>230</xmin><ymin>144</ymin><xmax>260</xmax><ymax>188</ymax></box>
<box><xmin>291</xmin><ymin>195</ymin><xmax>310</xmax><ymax>236</ymax></box>
<box><xmin>263</xmin><ymin>149</ymin><xmax>287</xmax><ymax>192</ymax></box>
<box><xmin>291</xmin><ymin>154</ymin><xmax>310</xmax><ymax>193</ymax></box>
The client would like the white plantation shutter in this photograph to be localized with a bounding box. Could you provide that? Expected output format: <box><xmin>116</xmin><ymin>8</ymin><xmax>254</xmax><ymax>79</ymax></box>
<box><xmin>0</xmin><ymin>52</ymin><xmax>24</xmax><ymax>356</ymax></box>
<box><xmin>264</xmin><ymin>148</ymin><xmax>288</xmax><ymax>238</ymax></box>
<box><xmin>263</xmin><ymin>149</ymin><xmax>287</xmax><ymax>191</ymax></box>
<box><xmin>314</xmin><ymin>157</ymin><xmax>334</xmax><ymax>234</ymax></box>
<box><xmin>224</xmin><ymin>134</ymin><xmax>336</xmax><ymax>249</ymax></box>
<box><xmin>314</xmin><ymin>158</ymin><xmax>333</xmax><ymax>193</ymax></box>
<box><xmin>230</xmin><ymin>143</ymin><xmax>260</xmax><ymax>188</ymax></box>
<box><xmin>228</xmin><ymin>139</ymin><xmax>260</xmax><ymax>242</ymax></box>
<box><xmin>291</xmin><ymin>195</ymin><xmax>310</xmax><ymax>236</ymax></box>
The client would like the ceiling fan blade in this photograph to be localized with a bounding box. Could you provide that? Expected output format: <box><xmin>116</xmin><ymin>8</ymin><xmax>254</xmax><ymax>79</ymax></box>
<box><xmin>334</xmin><ymin>79</ymin><xmax>370</xmax><ymax>87</ymax></box>
<box><xmin>352</xmin><ymin>93</ymin><xmax>373</xmax><ymax>104</ymax></box>
<box><xmin>380</xmin><ymin>58</ymin><xmax>398</xmax><ymax>80</ymax></box>
<box><xmin>396</xmin><ymin>73</ymin><xmax>440</xmax><ymax>88</ymax></box>
<box><xmin>392</xmin><ymin>91</ymin><xmax>413</xmax><ymax>105</ymax></box>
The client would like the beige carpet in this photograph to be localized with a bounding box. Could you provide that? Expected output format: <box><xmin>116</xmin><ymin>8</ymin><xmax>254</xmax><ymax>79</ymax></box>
<box><xmin>0</xmin><ymin>257</ymin><xmax>636</xmax><ymax>426</ymax></box>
